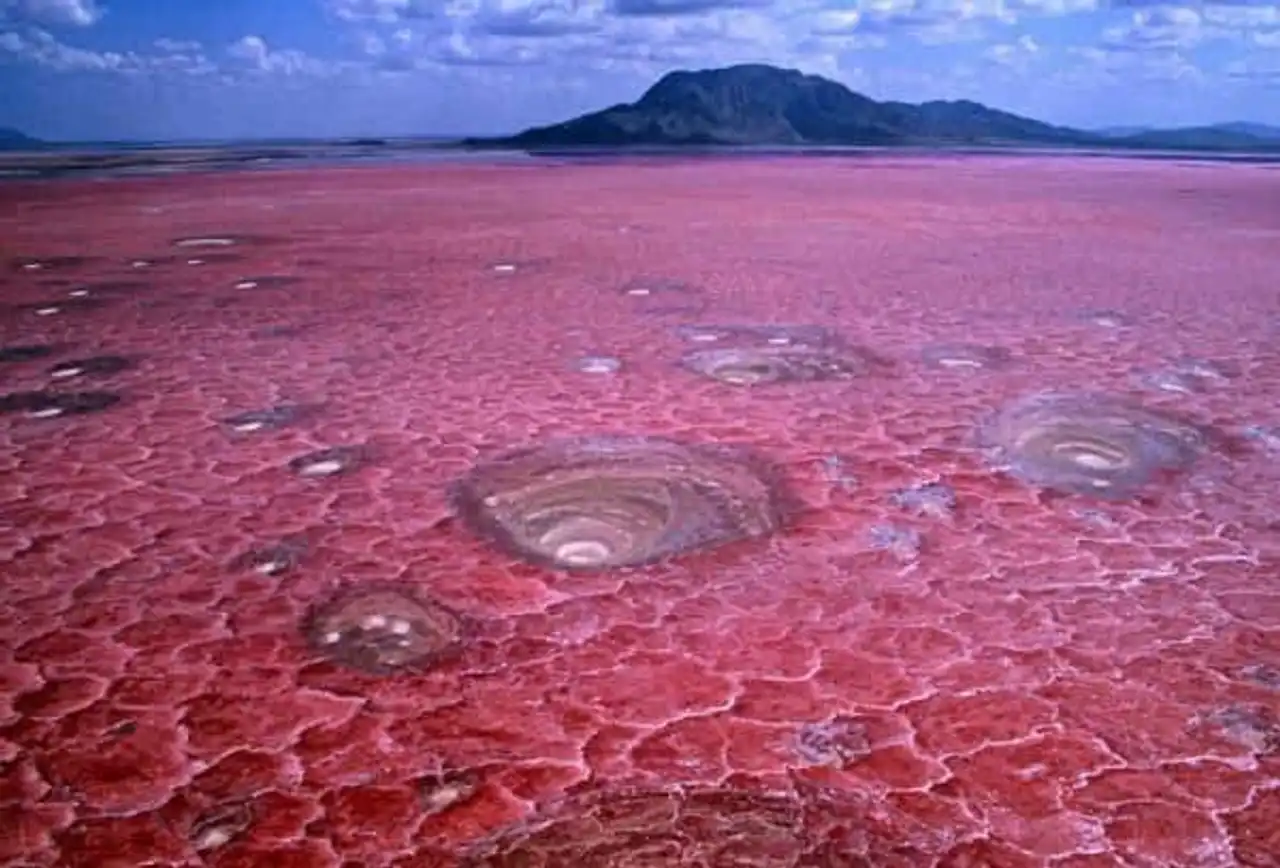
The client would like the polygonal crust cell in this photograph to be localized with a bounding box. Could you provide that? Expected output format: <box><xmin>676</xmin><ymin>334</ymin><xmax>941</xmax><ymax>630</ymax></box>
<box><xmin>457</xmin><ymin>786</ymin><xmax>829</xmax><ymax>868</ymax></box>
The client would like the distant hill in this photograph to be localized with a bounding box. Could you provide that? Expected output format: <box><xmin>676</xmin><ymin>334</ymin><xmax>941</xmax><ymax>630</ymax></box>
<box><xmin>0</xmin><ymin>127</ymin><xmax>42</xmax><ymax>151</ymax></box>
<box><xmin>1215</xmin><ymin>122</ymin><xmax>1280</xmax><ymax>140</ymax></box>
<box><xmin>463</xmin><ymin>64</ymin><xmax>1280</xmax><ymax>154</ymax></box>
<box><xmin>1104</xmin><ymin>122</ymin><xmax>1280</xmax><ymax>150</ymax></box>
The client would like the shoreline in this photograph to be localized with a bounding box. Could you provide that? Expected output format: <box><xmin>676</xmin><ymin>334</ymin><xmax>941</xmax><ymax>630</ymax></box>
<box><xmin>2</xmin><ymin>140</ymin><xmax>1279</xmax><ymax>181</ymax></box>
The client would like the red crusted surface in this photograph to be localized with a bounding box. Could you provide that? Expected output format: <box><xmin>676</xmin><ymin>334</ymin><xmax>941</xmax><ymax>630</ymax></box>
<box><xmin>1</xmin><ymin>156</ymin><xmax>1278</xmax><ymax>867</ymax></box>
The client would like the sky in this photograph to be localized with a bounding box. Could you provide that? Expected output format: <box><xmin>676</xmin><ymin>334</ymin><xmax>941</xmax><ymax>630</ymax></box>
<box><xmin>0</xmin><ymin>0</ymin><xmax>1278</xmax><ymax>142</ymax></box>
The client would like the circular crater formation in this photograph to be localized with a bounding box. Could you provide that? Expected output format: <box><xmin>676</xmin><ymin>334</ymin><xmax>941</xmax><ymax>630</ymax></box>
<box><xmin>11</xmin><ymin>255</ymin><xmax>92</xmax><ymax>273</ymax></box>
<box><xmin>921</xmin><ymin>342</ymin><xmax>1012</xmax><ymax>372</ymax></box>
<box><xmin>450</xmin><ymin>435</ymin><xmax>789</xmax><ymax>571</ymax></box>
<box><xmin>674</xmin><ymin>323</ymin><xmax>839</xmax><ymax>348</ymax></box>
<box><xmin>67</xmin><ymin>280</ymin><xmax>152</xmax><ymax>298</ymax></box>
<box><xmin>303</xmin><ymin>585</ymin><xmax>464</xmax><ymax>676</ymax></box>
<box><xmin>222</xmin><ymin>403</ymin><xmax>318</xmax><ymax>433</ymax></box>
<box><xmin>978</xmin><ymin>391</ymin><xmax>1207</xmax><ymax>499</ymax></box>
<box><xmin>618</xmin><ymin>276</ymin><xmax>704</xmax><ymax>316</ymax></box>
<box><xmin>48</xmin><ymin>355</ymin><xmax>135</xmax><ymax>380</ymax></box>
<box><xmin>172</xmin><ymin>235</ymin><xmax>250</xmax><ymax>249</ymax></box>
<box><xmin>17</xmin><ymin>297</ymin><xmax>107</xmax><ymax>317</ymax></box>
<box><xmin>288</xmin><ymin>445</ymin><xmax>368</xmax><ymax>478</ymax></box>
<box><xmin>679</xmin><ymin>345</ymin><xmax>875</xmax><ymax>387</ymax></box>
<box><xmin>0</xmin><ymin>390</ymin><xmax>121</xmax><ymax>418</ymax></box>
<box><xmin>457</xmin><ymin>785</ymin><xmax>824</xmax><ymax>867</ymax></box>
<box><xmin>232</xmin><ymin>275</ymin><xmax>301</xmax><ymax>290</ymax></box>
<box><xmin>574</xmin><ymin>355</ymin><xmax>622</xmax><ymax>375</ymax></box>
<box><xmin>1079</xmin><ymin>309</ymin><xmax>1133</xmax><ymax>329</ymax></box>
<box><xmin>229</xmin><ymin>538</ymin><xmax>308</xmax><ymax>576</ymax></box>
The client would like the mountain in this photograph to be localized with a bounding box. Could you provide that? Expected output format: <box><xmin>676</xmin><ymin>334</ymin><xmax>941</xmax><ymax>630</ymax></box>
<box><xmin>463</xmin><ymin>64</ymin><xmax>1280</xmax><ymax>153</ymax></box>
<box><xmin>0</xmin><ymin>127</ymin><xmax>42</xmax><ymax>150</ymax></box>
<box><xmin>1106</xmin><ymin>123</ymin><xmax>1280</xmax><ymax>150</ymax></box>
<box><xmin>1094</xmin><ymin>126</ymin><xmax>1151</xmax><ymax>137</ymax></box>
<box><xmin>1201</xmin><ymin>122</ymin><xmax>1280</xmax><ymax>141</ymax></box>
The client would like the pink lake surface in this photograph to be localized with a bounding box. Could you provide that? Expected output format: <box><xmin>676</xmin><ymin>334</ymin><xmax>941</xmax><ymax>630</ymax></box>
<box><xmin>1</xmin><ymin>155</ymin><xmax>1278</xmax><ymax>867</ymax></box>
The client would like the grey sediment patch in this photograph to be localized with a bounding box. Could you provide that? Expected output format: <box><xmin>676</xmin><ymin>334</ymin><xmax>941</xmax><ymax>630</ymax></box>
<box><xmin>890</xmin><ymin>482</ymin><xmax>957</xmax><ymax>519</ymax></box>
<box><xmin>0</xmin><ymin>344</ymin><xmax>60</xmax><ymax>363</ymax></box>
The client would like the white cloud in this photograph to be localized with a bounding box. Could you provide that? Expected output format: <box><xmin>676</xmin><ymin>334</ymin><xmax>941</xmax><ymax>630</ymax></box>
<box><xmin>984</xmin><ymin>32</ymin><xmax>1040</xmax><ymax>67</ymax></box>
<box><xmin>1102</xmin><ymin>5</ymin><xmax>1202</xmax><ymax>51</ymax></box>
<box><xmin>226</xmin><ymin>34</ymin><xmax>342</xmax><ymax>76</ymax></box>
<box><xmin>0</xmin><ymin>27</ymin><xmax>141</xmax><ymax>70</ymax></box>
<box><xmin>0</xmin><ymin>28</ymin><xmax>326</xmax><ymax>78</ymax></box>
<box><xmin>1069</xmin><ymin>39</ymin><xmax>1203</xmax><ymax>83</ymax></box>
<box><xmin>1202</xmin><ymin>3</ymin><xmax>1280</xmax><ymax>29</ymax></box>
<box><xmin>325</xmin><ymin>0</ymin><xmax>444</xmax><ymax>23</ymax></box>
<box><xmin>1226</xmin><ymin>54</ymin><xmax>1280</xmax><ymax>83</ymax></box>
<box><xmin>0</xmin><ymin>0</ymin><xmax>101</xmax><ymax>27</ymax></box>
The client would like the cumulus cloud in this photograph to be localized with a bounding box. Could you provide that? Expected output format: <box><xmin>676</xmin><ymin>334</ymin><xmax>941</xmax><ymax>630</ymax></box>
<box><xmin>1102</xmin><ymin>4</ymin><xmax>1202</xmax><ymax>52</ymax></box>
<box><xmin>0</xmin><ymin>27</ymin><xmax>142</xmax><ymax>70</ymax></box>
<box><xmin>326</xmin><ymin>0</ymin><xmax>442</xmax><ymax>23</ymax></box>
<box><xmin>1225</xmin><ymin>55</ymin><xmax>1280</xmax><ymax>83</ymax></box>
<box><xmin>1069</xmin><ymin>40</ymin><xmax>1202</xmax><ymax>82</ymax></box>
<box><xmin>610</xmin><ymin>0</ymin><xmax>775</xmax><ymax>16</ymax></box>
<box><xmin>477</xmin><ymin>2</ymin><xmax>604</xmax><ymax>37</ymax></box>
<box><xmin>1201</xmin><ymin>3</ymin><xmax>1280</xmax><ymax>29</ymax></box>
<box><xmin>0</xmin><ymin>27</ymin><xmax>327</xmax><ymax>79</ymax></box>
<box><xmin>984</xmin><ymin>33</ymin><xmax>1040</xmax><ymax>67</ymax></box>
<box><xmin>226</xmin><ymin>34</ymin><xmax>342</xmax><ymax>76</ymax></box>
<box><xmin>0</xmin><ymin>0</ymin><xmax>101</xmax><ymax>27</ymax></box>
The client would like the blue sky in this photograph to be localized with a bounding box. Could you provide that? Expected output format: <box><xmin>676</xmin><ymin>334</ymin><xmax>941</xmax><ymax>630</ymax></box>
<box><xmin>1</xmin><ymin>0</ymin><xmax>1277</xmax><ymax>142</ymax></box>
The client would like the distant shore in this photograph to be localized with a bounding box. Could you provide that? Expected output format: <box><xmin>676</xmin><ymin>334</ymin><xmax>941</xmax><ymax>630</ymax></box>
<box><xmin>2</xmin><ymin>138</ymin><xmax>1279</xmax><ymax>180</ymax></box>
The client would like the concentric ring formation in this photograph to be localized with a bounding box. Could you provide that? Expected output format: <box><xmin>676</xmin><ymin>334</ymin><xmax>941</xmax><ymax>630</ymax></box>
<box><xmin>679</xmin><ymin>344</ymin><xmax>874</xmax><ymax>387</ymax></box>
<box><xmin>457</xmin><ymin>786</ymin><xmax>828</xmax><ymax>868</ymax></box>
<box><xmin>450</xmin><ymin>435</ymin><xmax>789</xmax><ymax>571</ymax></box>
<box><xmin>978</xmin><ymin>391</ymin><xmax>1207</xmax><ymax>499</ymax></box>
<box><xmin>303</xmin><ymin>584</ymin><xmax>464</xmax><ymax>676</ymax></box>
<box><xmin>673</xmin><ymin>323</ymin><xmax>840</xmax><ymax>348</ymax></box>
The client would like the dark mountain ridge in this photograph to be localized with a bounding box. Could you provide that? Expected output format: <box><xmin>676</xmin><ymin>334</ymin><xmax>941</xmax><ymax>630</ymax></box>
<box><xmin>0</xmin><ymin>127</ymin><xmax>42</xmax><ymax>151</ymax></box>
<box><xmin>464</xmin><ymin>63</ymin><xmax>1280</xmax><ymax>154</ymax></box>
